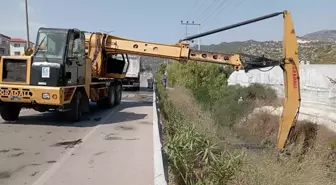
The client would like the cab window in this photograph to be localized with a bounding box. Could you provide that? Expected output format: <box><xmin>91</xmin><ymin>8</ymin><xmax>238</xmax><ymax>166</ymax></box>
<box><xmin>34</xmin><ymin>29</ymin><xmax>67</xmax><ymax>60</ymax></box>
<box><xmin>67</xmin><ymin>31</ymin><xmax>84</xmax><ymax>58</ymax></box>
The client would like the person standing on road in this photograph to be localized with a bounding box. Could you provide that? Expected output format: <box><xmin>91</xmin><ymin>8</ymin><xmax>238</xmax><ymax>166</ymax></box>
<box><xmin>162</xmin><ymin>75</ymin><xmax>167</xmax><ymax>88</ymax></box>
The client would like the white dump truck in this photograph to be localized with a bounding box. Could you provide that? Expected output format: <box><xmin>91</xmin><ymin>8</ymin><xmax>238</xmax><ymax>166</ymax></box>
<box><xmin>122</xmin><ymin>55</ymin><xmax>141</xmax><ymax>91</ymax></box>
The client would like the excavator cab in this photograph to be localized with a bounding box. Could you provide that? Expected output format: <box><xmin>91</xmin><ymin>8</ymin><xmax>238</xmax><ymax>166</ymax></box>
<box><xmin>31</xmin><ymin>28</ymin><xmax>86</xmax><ymax>87</ymax></box>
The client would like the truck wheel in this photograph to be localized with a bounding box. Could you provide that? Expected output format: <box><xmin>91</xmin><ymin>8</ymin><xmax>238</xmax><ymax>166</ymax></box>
<box><xmin>0</xmin><ymin>103</ymin><xmax>21</xmax><ymax>121</ymax></box>
<box><xmin>97</xmin><ymin>84</ymin><xmax>115</xmax><ymax>109</ymax></box>
<box><xmin>65</xmin><ymin>91</ymin><xmax>82</xmax><ymax>122</ymax></box>
<box><xmin>106</xmin><ymin>84</ymin><xmax>116</xmax><ymax>108</ymax></box>
<box><xmin>114</xmin><ymin>84</ymin><xmax>122</xmax><ymax>105</ymax></box>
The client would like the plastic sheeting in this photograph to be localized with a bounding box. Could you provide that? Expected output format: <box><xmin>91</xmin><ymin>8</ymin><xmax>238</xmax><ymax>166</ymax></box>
<box><xmin>228</xmin><ymin>64</ymin><xmax>336</xmax><ymax>110</ymax></box>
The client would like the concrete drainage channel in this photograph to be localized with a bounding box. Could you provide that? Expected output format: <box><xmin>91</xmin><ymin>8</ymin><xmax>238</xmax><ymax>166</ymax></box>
<box><xmin>153</xmin><ymin>82</ymin><xmax>168</xmax><ymax>185</ymax></box>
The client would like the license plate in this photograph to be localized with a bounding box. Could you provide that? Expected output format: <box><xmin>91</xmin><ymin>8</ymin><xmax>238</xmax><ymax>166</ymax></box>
<box><xmin>0</xmin><ymin>89</ymin><xmax>30</xmax><ymax>98</ymax></box>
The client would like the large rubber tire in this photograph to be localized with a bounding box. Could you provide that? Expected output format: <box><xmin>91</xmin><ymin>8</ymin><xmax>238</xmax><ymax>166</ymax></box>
<box><xmin>114</xmin><ymin>84</ymin><xmax>122</xmax><ymax>105</ymax></box>
<box><xmin>64</xmin><ymin>91</ymin><xmax>83</xmax><ymax>122</ymax></box>
<box><xmin>97</xmin><ymin>84</ymin><xmax>115</xmax><ymax>109</ymax></box>
<box><xmin>0</xmin><ymin>103</ymin><xmax>21</xmax><ymax>121</ymax></box>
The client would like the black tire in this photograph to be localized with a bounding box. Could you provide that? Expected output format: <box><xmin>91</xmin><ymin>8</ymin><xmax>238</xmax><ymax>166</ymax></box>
<box><xmin>64</xmin><ymin>91</ymin><xmax>82</xmax><ymax>122</ymax></box>
<box><xmin>0</xmin><ymin>103</ymin><xmax>21</xmax><ymax>121</ymax></box>
<box><xmin>114</xmin><ymin>84</ymin><xmax>122</xmax><ymax>105</ymax></box>
<box><xmin>97</xmin><ymin>84</ymin><xmax>115</xmax><ymax>109</ymax></box>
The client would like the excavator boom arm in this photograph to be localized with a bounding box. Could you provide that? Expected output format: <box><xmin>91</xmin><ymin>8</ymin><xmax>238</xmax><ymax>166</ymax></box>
<box><xmin>86</xmin><ymin>34</ymin><xmax>243</xmax><ymax>69</ymax></box>
<box><xmin>277</xmin><ymin>11</ymin><xmax>300</xmax><ymax>150</ymax></box>
<box><xmin>85</xmin><ymin>10</ymin><xmax>300</xmax><ymax>150</ymax></box>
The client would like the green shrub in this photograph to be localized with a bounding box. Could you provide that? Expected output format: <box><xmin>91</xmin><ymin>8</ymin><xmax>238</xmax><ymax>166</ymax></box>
<box><xmin>159</xmin><ymin>58</ymin><xmax>336</xmax><ymax>185</ymax></box>
<box><xmin>155</xmin><ymin>71</ymin><xmax>244</xmax><ymax>185</ymax></box>
<box><xmin>165</xmin><ymin>60</ymin><xmax>277</xmax><ymax>127</ymax></box>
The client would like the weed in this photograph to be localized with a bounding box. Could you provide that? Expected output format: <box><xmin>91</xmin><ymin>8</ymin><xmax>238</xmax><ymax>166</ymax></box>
<box><xmin>157</xmin><ymin>60</ymin><xmax>336</xmax><ymax>185</ymax></box>
<box><xmin>155</xmin><ymin>74</ymin><xmax>244</xmax><ymax>185</ymax></box>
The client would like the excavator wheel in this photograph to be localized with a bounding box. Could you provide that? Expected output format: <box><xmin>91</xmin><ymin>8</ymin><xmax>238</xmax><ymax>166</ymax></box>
<box><xmin>64</xmin><ymin>91</ymin><xmax>83</xmax><ymax>122</ymax></box>
<box><xmin>97</xmin><ymin>84</ymin><xmax>115</xmax><ymax>109</ymax></box>
<box><xmin>114</xmin><ymin>84</ymin><xmax>122</xmax><ymax>105</ymax></box>
<box><xmin>0</xmin><ymin>103</ymin><xmax>21</xmax><ymax>121</ymax></box>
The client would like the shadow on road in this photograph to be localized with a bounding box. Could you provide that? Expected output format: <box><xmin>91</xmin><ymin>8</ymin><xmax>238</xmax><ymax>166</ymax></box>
<box><xmin>0</xmin><ymin>90</ymin><xmax>153</xmax><ymax>128</ymax></box>
<box><xmin>123</xmin><ymin>87</ymin><xmax>153</xmax><ymax>93</ymax></box>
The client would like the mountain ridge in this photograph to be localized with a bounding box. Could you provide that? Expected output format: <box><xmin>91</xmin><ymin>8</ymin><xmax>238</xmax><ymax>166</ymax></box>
<box><xmin>140</xmin><ymin>29</ymin><xmax>336</xmax><ymax>67</ymax></box>
<box><xmin>194</xmin><ymin>29</ymin><xmax>336</xmax><ymax>64</ymax></box>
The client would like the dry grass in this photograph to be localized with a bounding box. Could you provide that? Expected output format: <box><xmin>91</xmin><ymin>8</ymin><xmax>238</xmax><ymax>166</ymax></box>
<box><xmin>166</xmin><ymin>86</ymin><xmax>336</xmax><ymax>185</ymax></box>
<box><xmin>167</xmin><ymin>85</ymin><xmax>217</xmax><ymax>137</ymax></box>
<box><xmin>158</xmin><ymin>78</ymin><xmax>336</xmax><ymax>185</ymax></box>
<box><xmin>231</xmin><ymin>110</ymin><xmax>336</xmax><ymax>185</ymax></box>
<box><xmin>159</xmin><ymin>84</ymin><xmax>244</xmax><ymax>185</ymax></box>
<box><xmin>167</xmin><ymin>85</ymin><xmax>241</xmax><ymax>146</ymax></box>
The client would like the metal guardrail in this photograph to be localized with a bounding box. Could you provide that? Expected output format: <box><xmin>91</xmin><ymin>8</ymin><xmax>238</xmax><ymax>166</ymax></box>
<box><xmin>153</xmin><ymin>79</ymin><xmax>168</xmax><ymax>185</ymax></box>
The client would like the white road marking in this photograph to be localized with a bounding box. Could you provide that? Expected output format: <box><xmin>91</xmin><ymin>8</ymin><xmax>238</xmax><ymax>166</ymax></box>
<box><xmin>31</xmin><ymin>105</ymin><xmax>120</xmax><ymax>185</ymax></box>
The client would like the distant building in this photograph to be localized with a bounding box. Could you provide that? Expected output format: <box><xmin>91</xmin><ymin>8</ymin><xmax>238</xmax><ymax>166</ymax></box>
<box><xmin>10</xmin><ymin>38</ymin><xmax>34</xmax><ymax>56</ymax></box>
<box><xmin>0</xmin><ymin>34</ymin><xmax>11</xmax><ymax>56</ymax></box>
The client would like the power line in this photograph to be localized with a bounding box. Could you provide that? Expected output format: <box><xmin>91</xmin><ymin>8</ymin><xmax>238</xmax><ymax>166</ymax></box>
<box><xmin>200</xmin><ymin>0</ymin><xmax>230</xmax><ymax>28</ymax></box>
<box><xmin>183</xmin><ymin>0</ymin><xmax>200</xmax><ymax>20</ymax></box>
<box><xmin>192</xmin><ymin>0</ymin><xmax>210</xmax><ymax>19</ymax></box>
<box><xmin>195</xmin><ymin>0</ymin><xmax>221</xmax><ymax>21</ymax></box>
<box><xmin>202</xmin><ymin>0</ymin><xmax>247</xmax><ymax>30</ymax></box>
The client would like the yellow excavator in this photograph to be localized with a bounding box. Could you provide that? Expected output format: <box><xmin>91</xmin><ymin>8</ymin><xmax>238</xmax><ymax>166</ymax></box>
<box><xmin>0</xmin><ymin>10</ymin><xmax>300</xmax><ymax>150</ymax></box>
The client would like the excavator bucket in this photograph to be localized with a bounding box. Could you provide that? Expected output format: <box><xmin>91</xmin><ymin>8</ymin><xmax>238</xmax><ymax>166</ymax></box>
<box><xmin>277</xmin><ymin>11</ymin><xmax>301</xmax><ymax>150</ymax></box>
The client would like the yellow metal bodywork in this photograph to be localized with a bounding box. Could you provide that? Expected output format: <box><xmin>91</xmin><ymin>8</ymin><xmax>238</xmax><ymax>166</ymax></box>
<box><xmin>277</xmin><ymin>11</ymin><xmax>300</xmax><ymax>150</ymax></box>
<box><xmin>85</xmin><ymin>33</ymin><xmax>129</xmax><ymax>78</ymax></box>
<box><xmin>0</xmin><ymin>84</ymin><xmax>63</xmax><ymax>105</ymax></box>
<box><xmin>84</xmin><ymin>32</ymin><xmax>244</xmax><ymax>77</ymax></box>
<box><xmin>0</xmin><ymin>55</ymin><xmax>32</xmax><ymax>85</ymax></box>
<box><xmin>84</xmin><ymin>57</ymin><xmax>92</xmax><ymax>98</ymax></box>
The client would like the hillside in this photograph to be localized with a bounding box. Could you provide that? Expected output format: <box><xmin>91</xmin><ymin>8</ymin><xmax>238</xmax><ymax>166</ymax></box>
<box><xmin>301</xmin><ymin>30</ymin><xmax>336</xmax><ymax>42</ymax></box>
<box><xmin>140</xmin><ymin>30</ymin><xmax>336</xmax><ymax>67</ymax></box>
<box><xmin>195</xmin><ymin>30</ymin><xmax>336</xmax><ymax>64</ymax></box>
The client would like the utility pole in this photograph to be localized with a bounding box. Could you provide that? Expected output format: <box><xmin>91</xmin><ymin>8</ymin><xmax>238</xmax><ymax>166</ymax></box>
<box><xmin>180</xmin><ymin>21</ymin><xmax>201</xmax><ymax>88</ymax></box>
<box><xmin>180</xmin><ymin>21</ymin><xmax>201</xmax><ymax>50</ymax></box>
<box><xmin>24</xmin><ymin>0</ymin><xmax>30</xmax><ymax>48</ymax></box>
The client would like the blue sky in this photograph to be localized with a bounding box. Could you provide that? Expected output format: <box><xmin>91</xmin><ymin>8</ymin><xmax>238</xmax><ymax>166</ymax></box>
<box><xmin>0</xmin><ymin>0</ymin><xmax>335</xmax><ymax>45</ymax></box>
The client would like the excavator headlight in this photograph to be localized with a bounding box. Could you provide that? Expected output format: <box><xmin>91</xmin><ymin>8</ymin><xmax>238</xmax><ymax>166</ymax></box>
<box><xmin>42</xmin><ymin>93</ymin><xmax>50</xmax><ymax>99</ymax></box>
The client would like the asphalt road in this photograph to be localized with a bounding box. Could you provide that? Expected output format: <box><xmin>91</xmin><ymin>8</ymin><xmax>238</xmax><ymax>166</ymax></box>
<box><xmin>0</xmin><ymin>86</ymin><xmax>154</xmax><ymax>185</ymax></box>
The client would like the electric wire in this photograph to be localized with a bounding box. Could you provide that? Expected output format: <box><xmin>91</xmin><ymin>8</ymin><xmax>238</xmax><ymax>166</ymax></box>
<box><xmin>192</xmin><ymin>0</ymin><xmax>210</xmax><ymax>19</ymax></box>
<box><xmin>195</xmin><ymin>0</ymin><xmax>221</xmax><ymax>21</ymax></box>
<box><xmin>183</xmin><ymin>0</ymin><xmax>200</xmax><ymax>21</ymax></box>
<box><xmin>202</xmin><ymin>0</ymin><xmax>246</xmax><ymax>30</ymax></box>
<box><xmin>200</xmin><ymin>0</ymin><xmax>230</xmax><ymax>28</ymax></box>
